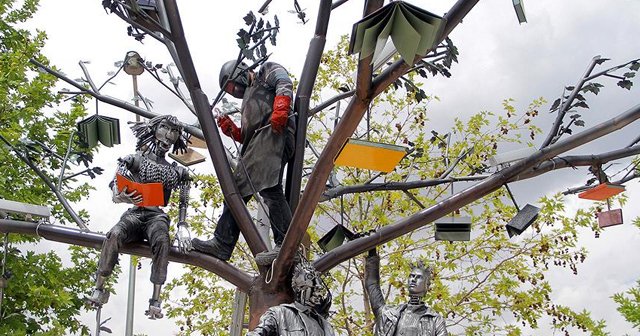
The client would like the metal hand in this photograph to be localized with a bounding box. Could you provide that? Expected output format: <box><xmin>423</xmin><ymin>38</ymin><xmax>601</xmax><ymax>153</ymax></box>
<box><xmin>112</xmin><ymin>186</ymin><xmax>143</xmax><ymax>205</ymax></box>
<box><xmin>176</xmin><ymin>223</ymin><xmax>192</xmax><ymax>253</ymax></box>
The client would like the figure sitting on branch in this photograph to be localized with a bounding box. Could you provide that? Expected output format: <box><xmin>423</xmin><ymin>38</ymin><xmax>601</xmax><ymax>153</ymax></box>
<box><xmin>87</xmin><ymin>115</ymin><xmax>192</xmax><ymax>320</ymax></box>
<box><xmin>365</xmin><ymin>248</ymin><xmax>448</xmax><ymax>336</ymax></box>
<box><xmin>192</xmin><ymin>60</ymin><xmax>296</xmax><ymax>262</ymax></box>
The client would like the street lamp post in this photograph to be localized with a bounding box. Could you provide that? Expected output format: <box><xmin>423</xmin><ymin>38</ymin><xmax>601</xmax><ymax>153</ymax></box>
<box><xmin>122</xmin><ymin>50</ymin><xmax>144</xmax><ymax>336</ymax></box>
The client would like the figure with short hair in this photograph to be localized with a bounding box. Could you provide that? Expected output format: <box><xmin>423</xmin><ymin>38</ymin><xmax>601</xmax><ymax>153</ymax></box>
<box><xmin>246</xmin><ymin>261</ymin><xmax>334</xmax><ymax>336</ymax></box>
<box><xmin>192</xmin><ymin>60</ymin><xmax>295</xmax><ymax>261</ymax></box>
<box><xmin>87</xmin><ymin>115</ymin><xmax>192</xmax><ymax>320</ymax></box>
<box><xmin>365</xmin><ymin>249</ymin><xmax>448</xmax><ymax>336</ymax></box>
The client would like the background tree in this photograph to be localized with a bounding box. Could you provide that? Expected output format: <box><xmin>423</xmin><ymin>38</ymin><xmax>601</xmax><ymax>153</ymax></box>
<box><xmin>0</xmin><ymin>0</ymin><xmax>102</xmax><ymax>334</ymax></box>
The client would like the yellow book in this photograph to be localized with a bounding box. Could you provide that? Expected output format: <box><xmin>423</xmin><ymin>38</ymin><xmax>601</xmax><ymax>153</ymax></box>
<box><xmin>334</xmin><ymin>138</ymin><xmax>407</xmax><ymax>173</ymax></box>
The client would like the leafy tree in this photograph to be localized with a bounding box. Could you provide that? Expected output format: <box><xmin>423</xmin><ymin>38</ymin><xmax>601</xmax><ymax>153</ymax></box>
<box><xmin>0</xmin><ymin>0</ymin><xmax>101</xmax><ymax>334</ymax></box>
<box><xmin>4</xmin><ymin>1</ymin><xmax>639</xmax><ymax>335</ymax></box>
<box><xmin>613</xmin><ymin>279</ymin><xmax>640</xmax><ymax>330</ymax></box>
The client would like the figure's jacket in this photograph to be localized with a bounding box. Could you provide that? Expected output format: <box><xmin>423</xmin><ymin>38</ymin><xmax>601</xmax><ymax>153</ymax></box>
<box><xmin>365</xmin><ymin>255</ymin><xmax>448</xmax><ymax>336</ymax></box>
<box><xmin>246</xmin><ymin>302</ymin><xmax>335</xmax><ymax>336</ymax></box>
<box><xmin>235</xmin><ymin>61</ymin><xmax>295</xmax><ymax>197</ymax></box>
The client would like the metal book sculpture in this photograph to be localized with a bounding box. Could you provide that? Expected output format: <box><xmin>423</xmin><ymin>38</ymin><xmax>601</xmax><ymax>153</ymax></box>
<box><xmin>246</xmin><ymin>260</ymin><xmax>334</xmax><ymax>336</ymax></box>
<box><xmin>365</xmin><ymin>248</ymin><xmax>448</xmax><ymax>336</ymax></box>
<box><xmin>86</xmin><ymin>115</ymin><xmax>192</xmax><ymax>320</ymax></box>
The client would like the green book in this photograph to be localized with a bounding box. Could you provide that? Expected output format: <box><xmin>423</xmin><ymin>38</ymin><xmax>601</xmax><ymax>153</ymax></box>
<box><xmin>348</xmin><ymin>1</ymin><xmax>446</xmax><ymax>65</ymax></box>
<box><xmin>77</xmin><ymin>115</ymin><xmax>121</xmax><ymax>148</ymax></box>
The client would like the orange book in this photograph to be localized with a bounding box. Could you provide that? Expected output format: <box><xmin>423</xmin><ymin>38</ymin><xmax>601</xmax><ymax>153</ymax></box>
<box><xmin>578</xmin><ymin>183</ymin><xmax>625</xmax><ymax>201</ymax></box>
<box><xmin>116</xmin><ymin>174</ymin><xmax>165</xmax><ymax>207</ymax></box>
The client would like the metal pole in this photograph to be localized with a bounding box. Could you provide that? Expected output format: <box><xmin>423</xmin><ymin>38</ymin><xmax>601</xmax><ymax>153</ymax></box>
<box><xmin>125</xmin><ymin>74</ymin><xmax>140</xmax><ymax>336</ymax></box>
<box><xmin>229</xmin><ymin>288</ymin><xmax>248</xmax><ymax>336</ymax></box>
<box><xmin>0</xmin><ymin>233</ymin><xmax>8</xmax><ymax>321</ymax></box>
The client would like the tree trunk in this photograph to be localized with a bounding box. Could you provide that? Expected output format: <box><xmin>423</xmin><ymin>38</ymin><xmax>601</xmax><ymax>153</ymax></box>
<box><xmin>248</xmin><ymin>273</ymin><xmax>294</xmax><ymax>328</ymax></box>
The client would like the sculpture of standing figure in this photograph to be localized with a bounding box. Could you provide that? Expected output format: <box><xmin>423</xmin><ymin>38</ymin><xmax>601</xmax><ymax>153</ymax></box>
<box><xmin>87</xmin><ymin>115</ymin><xmax>192</xmax><ymax>320</ymax></box>
<box><xmin>365</xmin><ymin>249</ymin><xmax>448</xmax><ymax>336</ymax></box>
<box><xmin>247</xmin><ymin>262</ymin><xmax>334</xmax><ymax>336</ymax></box>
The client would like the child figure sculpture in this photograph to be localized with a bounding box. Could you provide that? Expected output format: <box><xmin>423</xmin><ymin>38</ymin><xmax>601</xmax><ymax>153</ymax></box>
<box><xmin>87</xmin><ymin>115</ymin><xmax>192</xmax><ymax>320</ymax></box>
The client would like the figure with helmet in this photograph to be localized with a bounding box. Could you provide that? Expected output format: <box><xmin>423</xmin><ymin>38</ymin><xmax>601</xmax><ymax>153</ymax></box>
<box><xmin>192</xmin><ymin>60</ymin><xmax>296</xmax><ymax>262</ymax></box>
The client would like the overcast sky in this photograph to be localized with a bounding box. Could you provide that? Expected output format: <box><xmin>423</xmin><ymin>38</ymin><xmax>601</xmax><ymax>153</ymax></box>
<box><xmin>23</xmin><ymin>0</ymin><xmax>640</xmax><ymax>335</ymax></box>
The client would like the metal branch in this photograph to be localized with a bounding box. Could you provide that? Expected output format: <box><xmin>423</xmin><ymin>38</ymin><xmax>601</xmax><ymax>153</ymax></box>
<box><xmin>584</xmin><ymin>58</ymin><xmax>640</xmax><ymax>82</ymax></box>
<box><xmin>308</xmin><ymin>89</ymin><xmax>354</xmax><ymax>117</ymax></box>
<box><xmin>0</xmin><ymin>219</ymin><xmax>253</xmax><ymax>292</ymax></box>
<box><xmin>540</xmin><ymin>56</ymin><xmax>601</xmax><ymax>148</ymax></box>
<box><xmin>163</xmin><ymin>0</ymin><xmax>267</xmax><ymax>255</ymax></box>
<box><xmin>517</xmin><ymin>145</ymin><xmax>640</xmax><ymax>181</ymax></box>
<box><xmin>314</xmin><ymin>102</ymin><xmax>640</xmax><ymax>273</ymax></box>
<box><xmin>320</xmin><ymin>175</ymin><xmax>488</xmax><ymax>201</ymax></box>
<box><xmin>30</xmin><ymin>59</ymin><xmax>205</xmax><ymax>141</ymax></box>
<box><xmin>331</xmin><ymin>0</ymin><xmax>350</xmax><ymax>10</ymax></box>
<box><xmin>0</xmin><ymin>135</ymin><xmax>88</xmax><ymax>230</ymax></box>
<box><xmin>274</xmin><ymin>0</ymin><xmax>383</xmax><ymax>285</ymax></box>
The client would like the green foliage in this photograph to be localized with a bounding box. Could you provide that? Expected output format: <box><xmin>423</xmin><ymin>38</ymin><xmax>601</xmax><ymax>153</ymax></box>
<box><xmin>613</xmin><ymin>280</ymin><xmax>640</xmax><ymax>330</ymax></box>
<box><xmin>304</xmin><ymin>36</ymin><xmax>608</xmax><ymax>335</ymax></box>
<box><xmin>0</xmin><ymin>0</ymin><xmax>98</xmax><ymax>334</ymax></box>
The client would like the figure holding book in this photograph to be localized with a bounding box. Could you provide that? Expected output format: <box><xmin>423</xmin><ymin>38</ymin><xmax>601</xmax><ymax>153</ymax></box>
<box><xmin>87</xmin><ymin>115</ymin><xmax>192</xmax><ymax>320</ymax></box>
<box><xmin>192</xmin><ymin>60</ymin><xmax>295</xmax><ymax>262</ymax></box>
<box><xmin>365</xmin><ymin>249</ymin><xmax>448</xmax><ymax>336</ymax></box>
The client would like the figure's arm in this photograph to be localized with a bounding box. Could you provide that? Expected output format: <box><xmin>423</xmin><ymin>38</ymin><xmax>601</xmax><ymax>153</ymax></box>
<box><xmin>175</xmin><ymin>167</ymin><xmax>192</xmax><ymax>253</ymax></box>
<box><xmin>433</xmin><ymin>314</ymin><xmax>449</xmax><ymax>336</ymax></box>
<box><xmin>111</xmin><ymin>154</ymin><xmax>142</xmax><ymax>204</ymax></box>
<box><xmin>365</xmin><ymin>248</ymin><xmax>386</xmax><ymax>318</ymax></box>
<box><xmin>262</xmin><ymin>62</ymin><xmax>293</xmax><ymax>134</ymax></box>
<box><xmin>246</xmin><ymin>308</ymin><xmax>278</xmax><ymax>336</ymax></box>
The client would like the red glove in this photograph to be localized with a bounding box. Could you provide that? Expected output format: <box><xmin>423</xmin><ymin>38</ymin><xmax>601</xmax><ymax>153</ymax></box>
<box><xmin>217</xmin><ymin>115</ymin><xmax>242</xmax><ymax>142</ymax></box>
<box><xmin>270</xmin><ymin>95</ymin><xmax>291</xmax><ymax>134</ymax></box>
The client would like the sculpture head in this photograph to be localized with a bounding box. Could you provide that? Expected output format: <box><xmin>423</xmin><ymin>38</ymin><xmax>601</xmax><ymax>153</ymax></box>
<box><xmin>219</xmin><ymin>60</ymin><xmax>252</xmax><ymax>99</ymax></box>
<box><xmin>291</xmin><ymin>261</ymin><xmax>331</xmax><ymax>315</ymax></box>
<box><xmin>131</xmin><ymin>115</ymin><xmax>188</xmax><ymax>156</ymax></box>
<box><xmin>407</xmin><ymin>261</ymin><xmax>431</xmax><ymax>298</ymax></box>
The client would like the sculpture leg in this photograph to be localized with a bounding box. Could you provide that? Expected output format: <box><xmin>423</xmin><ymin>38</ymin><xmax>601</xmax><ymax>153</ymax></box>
<box><xmin>259</xmin><ymin>183</ymin><xmax>291</xmax><ymax>246</ymax></box>
<box><xmin>89</xmin><ymin>215</ymin><xmax>142</xmax><ymax>307</ymax></box>
<box><xmin>144</xmin><ymin>215</ymin><xmax>170</xmax><ymax>320</ymax></box>
<box><xmin>192</xmin><ymin>201</ymin><xmax>245</xmax><ymax>261</ymax></box>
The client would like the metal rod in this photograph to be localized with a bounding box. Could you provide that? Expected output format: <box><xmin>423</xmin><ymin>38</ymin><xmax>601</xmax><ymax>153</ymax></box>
<box><xmin>163</xmin><ymin>0</ymin><xmax>267</xmax><ymax>254</ymax></box>
<box><xmin>285</xmin><ymin>0</ymin><xmax>333</xmax><ymax>211</ymax></box>
<box><xmin>0</xmin><ymin>233</ymin><xmax>8</xmax><ymax>321</ymax></box>
<box><xmin>0</xmin><ymin>220</ymin><xmax>254</xmax><ymax>292</ymax></box>
<box><xmin>503</xmin><ymin>183</ymin><xmax>520</xmax><ymax>211</ymax></box>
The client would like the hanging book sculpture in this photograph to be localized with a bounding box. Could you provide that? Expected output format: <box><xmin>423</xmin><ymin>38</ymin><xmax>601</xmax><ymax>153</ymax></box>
<box><xmin>435</xmin><ymin>216</ymin><xmax>471</xmax><ymax>241</ymax></box>
<box><xmin>77</xmin><ymin>115</ymin><xmax>121</xmax><ymax>148</ymax></box>
<box><xmin>116</xmin><ymin>173</ymin><xmax>164</xmax><ymax>207</ymax></box>
<box><xmin>348</xmin><ymin>1</ymin><xmax>446</xmax><ymax>65</ymax></box>
<box><xmin>577</xmin><ymin>183</ymin><xmax>625</xmax><ymax>201</ymax></box>
<box><xmin>597</xmin><ymin>208</ymin><xmax>623</xmax><ymax>228</ymax></box>
<box><xmin>334</xmin><ymin>138</ymin><xmax>407</xmax><ymax>173</ymax></box>
<box><xmin>169</xmin><ymin>148</ymin><xmax>206</xmax><ymax>167</ymax></box>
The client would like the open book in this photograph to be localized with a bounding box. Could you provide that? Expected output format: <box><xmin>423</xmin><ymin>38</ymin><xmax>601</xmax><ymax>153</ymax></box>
<box><xmin>348</xmin><ymin>1</ymin><xmax>446</xmax><ymax>65</ymax></box>
<box><xmin>77</xmin><ymin>115</ymin><xmax>121</xmax><ymax>148</ymax></box>
<box><xmin>116</xmin><ymin>173</ymin><xmax>165</xmax><ymax>207</ymax></box>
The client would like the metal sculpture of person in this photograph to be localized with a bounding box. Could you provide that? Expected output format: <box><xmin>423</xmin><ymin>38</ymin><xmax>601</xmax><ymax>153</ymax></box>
<box><xmin>365</xmin><ymin>249</ymin><xmax>448</xmax><ymax>336</ymax></box>
<box><xmin>246</xmin><ymin>261</ymin><xmax>334</xmax><ymax>336</ymax></box>
<box><xmin>192</xmin><ymin>60</ymin><xmax>295</xmax><ymax>261</ymax></box>
<box><xmin>87</xmin><ymin>115</ymin><xmax>192</xmax><ymax>320</ymax></box>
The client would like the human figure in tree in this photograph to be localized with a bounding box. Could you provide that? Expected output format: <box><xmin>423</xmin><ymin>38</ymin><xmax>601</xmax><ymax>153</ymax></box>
<box><xmin>87</xmin><ymin>115</ymin><xmax>192</xmax><ymax>320</ymax></box>
<box><xmin>192</xmin><ymin>60</ymin><xmax>295</xmax><ymax>261</ymax></box>
<box><xmin>365</xmin><ymin>249</ymin><xmax>448</xmax><ymax>336</ymax></box>
<box><xmin>246</xmin><ymin>261</ymin><xmax>334</xmax><ymax>335</ymax></box>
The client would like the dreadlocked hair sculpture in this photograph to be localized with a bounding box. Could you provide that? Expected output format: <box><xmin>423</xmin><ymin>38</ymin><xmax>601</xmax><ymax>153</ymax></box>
<box><xmin>130</xmin><ymin>115</ymin><xmax>189</xmax><ymax>154</ymax></box>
